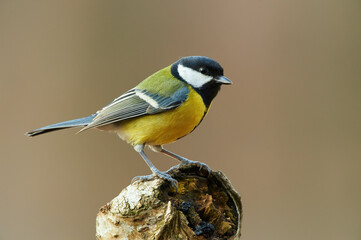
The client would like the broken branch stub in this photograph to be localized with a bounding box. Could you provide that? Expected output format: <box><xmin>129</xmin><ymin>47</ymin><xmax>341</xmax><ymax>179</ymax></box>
<box><xmin>96</xmin><ymin>164</ymin><xmax>242</xmax><ymax>239</ymax></box>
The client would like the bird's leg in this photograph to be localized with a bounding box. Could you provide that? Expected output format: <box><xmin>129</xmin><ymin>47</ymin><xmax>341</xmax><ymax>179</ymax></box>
<box><xmin>149</xmin><ymin>145</ymin><xmax>211</xmax><ymax>175</ymax></box>
<box><xmin>132</xmin><ymin>144</ymin><xmax>178</xmax><ymax>188</ymax></box>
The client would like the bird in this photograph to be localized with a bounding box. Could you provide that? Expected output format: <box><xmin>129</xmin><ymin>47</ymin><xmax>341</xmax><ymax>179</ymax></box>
<box><xmin>26</xmin><ymin>56</ymin><xmax>232</xmax><ymax>187</ymax></box>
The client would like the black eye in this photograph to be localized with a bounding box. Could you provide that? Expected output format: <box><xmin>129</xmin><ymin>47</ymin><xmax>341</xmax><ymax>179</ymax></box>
<box><xmin>199</xmin><ymin>67</ymin><xmax>208</xmax><ymax>75</ymax></box>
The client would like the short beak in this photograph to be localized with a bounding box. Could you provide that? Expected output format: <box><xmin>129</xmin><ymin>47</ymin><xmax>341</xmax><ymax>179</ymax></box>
<box><xmin>216</xmin><ymin>76</ymin><xmax>232</xmax><ymax>85</ymax></box>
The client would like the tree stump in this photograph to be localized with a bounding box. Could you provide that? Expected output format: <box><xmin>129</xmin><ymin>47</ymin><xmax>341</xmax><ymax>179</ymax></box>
<box><xmin>96</xmin><ymin>164</ymin><xmax>242</xmax><ymax>239</ymax></box>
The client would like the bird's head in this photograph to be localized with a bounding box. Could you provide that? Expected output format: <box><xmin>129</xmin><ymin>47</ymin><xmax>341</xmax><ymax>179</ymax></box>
<box><xmin>171</xmin><ymin>56</ymin><xmax>232</xmax><ymax>106</ymax></box>
<box><xmin>171</xmin><ymin>56</ymin><xmax>232</xmax><ymax>88</ymax></box>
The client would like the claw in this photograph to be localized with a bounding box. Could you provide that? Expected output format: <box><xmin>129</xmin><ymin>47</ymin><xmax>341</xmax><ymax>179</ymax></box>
<box><xmin>180</xmin><ymin>159</ymin><xmax>211</xmax><ymax>176</ymax></box>
<box><xmin>132</xmin><ymin>171</ymin><xmax>178</xmax><ymax>190</ymax></box>
<box><xmin>131</xmin><ymin>174</ymin><xmax>155</xmax><ymax>183</ymax></box>
<box><xmin>154</xmin><ymin>170</ymin><xmax>178</xmax><ymax>190</ymax></box>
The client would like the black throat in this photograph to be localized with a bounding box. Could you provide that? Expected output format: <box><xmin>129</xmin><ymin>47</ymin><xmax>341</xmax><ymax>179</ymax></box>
<box><xmin>193</xmin><ymin>81</ymin><xmax>221</xmax><ymax>108</ymax></box>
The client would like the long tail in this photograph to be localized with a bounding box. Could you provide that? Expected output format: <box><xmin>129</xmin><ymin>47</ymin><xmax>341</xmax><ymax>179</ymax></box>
<box><xmin>26</xmin><ymin>114</ymin><xmax>97</xmax><ymax>137</ymax></box>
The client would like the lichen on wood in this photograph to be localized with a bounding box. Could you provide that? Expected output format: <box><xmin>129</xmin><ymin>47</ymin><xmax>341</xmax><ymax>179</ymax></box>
<box><xmin>96</xmin><ymin>164</ymin><xmax>242</xmax><ymax>240</ymax></box>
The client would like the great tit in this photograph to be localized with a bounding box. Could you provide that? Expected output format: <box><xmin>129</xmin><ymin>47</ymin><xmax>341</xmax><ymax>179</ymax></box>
<box><xmin>26</xmin><ymin>56</ymin><xmax>232</xmax><ymax>187</ymax></box>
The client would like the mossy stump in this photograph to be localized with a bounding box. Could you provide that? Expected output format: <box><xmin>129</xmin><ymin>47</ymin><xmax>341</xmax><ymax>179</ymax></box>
<box><xmin>96</xmin><ymin>164</ymin><xmax>242</xmax><ymax>240</ymax></box>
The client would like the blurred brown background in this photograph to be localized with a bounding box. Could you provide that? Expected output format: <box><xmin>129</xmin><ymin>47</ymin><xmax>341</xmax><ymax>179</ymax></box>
<box><xmin>1</xmin><ymin>0</ymin><xmax>360</xmax><ymax>239</ymax></box>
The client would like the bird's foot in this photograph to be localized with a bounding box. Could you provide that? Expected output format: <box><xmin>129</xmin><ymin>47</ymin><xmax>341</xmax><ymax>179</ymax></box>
<box><xmin>132</xmin><ymin>170</ymin><xmax>178</xmax><ymax>189</ymax></box>
<box><xmin>167</xmin><ymin>159</ymin><xmax>211</xmax><ymax>176</ymax></box>
<box><xmin>181</xmin><ymin>159</ymin><xmax>212</xmax><ymax>175</ymax></box>
<box><xmin>131</xmin><ymin>174</ymin><xmax>155</xmax><ymax>183</ymax></box>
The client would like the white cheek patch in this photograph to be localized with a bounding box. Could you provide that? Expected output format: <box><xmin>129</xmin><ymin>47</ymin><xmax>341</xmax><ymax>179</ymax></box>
<box><xmin>178</xmin><ymin>64</ymin><xmax>213</xmax><ymax>88</ymax></box>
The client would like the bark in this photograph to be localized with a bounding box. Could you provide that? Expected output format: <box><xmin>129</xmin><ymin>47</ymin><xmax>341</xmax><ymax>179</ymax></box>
<box><xmin>96</xmin><ymin>164</ymin><xmax>242</xmax><ymax>240</ymax></box>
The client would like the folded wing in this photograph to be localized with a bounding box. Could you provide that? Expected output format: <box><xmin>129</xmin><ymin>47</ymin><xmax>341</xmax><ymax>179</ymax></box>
<box><xmin>81</xmin><ymin>86</ymin><xmax>189</xmax><ymax>131</ymax></box>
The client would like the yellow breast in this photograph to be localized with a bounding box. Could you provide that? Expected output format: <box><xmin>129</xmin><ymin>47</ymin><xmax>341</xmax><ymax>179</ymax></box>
<box><xmin>117</xmin><ymin>87</ymin><xmax>207</xmax><ymax>146</ymax></box>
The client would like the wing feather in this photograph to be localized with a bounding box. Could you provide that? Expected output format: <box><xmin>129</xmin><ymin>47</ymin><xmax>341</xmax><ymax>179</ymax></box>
<box><xmin>81</xmin><ymin>86</ymin><xmax>189</xmax><ymax>130</ymax></box>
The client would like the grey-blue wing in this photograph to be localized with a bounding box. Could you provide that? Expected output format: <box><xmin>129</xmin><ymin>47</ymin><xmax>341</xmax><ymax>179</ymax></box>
<box><xmin>82</xmin><ymin>86</ymin><xmax>189</xmax><ymax>130</ymax></box>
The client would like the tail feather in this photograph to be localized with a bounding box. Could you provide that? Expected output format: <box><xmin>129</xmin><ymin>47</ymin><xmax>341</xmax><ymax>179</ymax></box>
<box><xmin>26</xmin><ymin>114</ymin><xmax>97</xmax><ymax>137</ymax></box>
